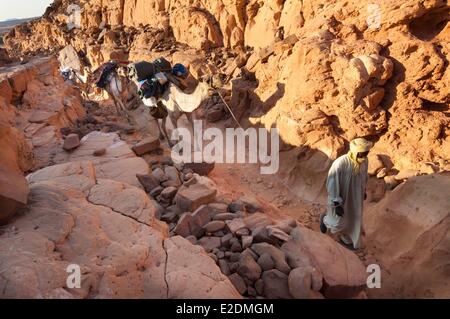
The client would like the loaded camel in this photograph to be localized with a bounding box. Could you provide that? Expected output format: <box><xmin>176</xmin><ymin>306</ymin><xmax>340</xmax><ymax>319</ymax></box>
<box><xmin>80</xmin><ymin>61</ymin><xmax>215</xmax><ymax>147</ymax></box>
<box><xmin>135</xmin><ymin>78</ymin><xmax>214</xmax><ymax>147</ymax></box>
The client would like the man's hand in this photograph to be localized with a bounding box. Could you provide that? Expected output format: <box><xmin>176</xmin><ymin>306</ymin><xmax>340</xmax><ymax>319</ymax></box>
<box><xmin>333</xmin><ymin>201</ymin><xmax>344</xmax><ymax>217</ymax></box>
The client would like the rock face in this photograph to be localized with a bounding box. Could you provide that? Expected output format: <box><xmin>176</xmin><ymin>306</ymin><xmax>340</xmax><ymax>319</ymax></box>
<box><xmin>0</xmin><ymin>154</ymin><xmax>240</xmax><ymax>299</ymax></box>
<box><xmin>0</xmin><ymin>56</ymin><xmax>86</xmax><ymax>170</ymax></box>
<box><xmin>365</xmin><ymin>173</ymin><xmax>450</xmax><ymax>298</ymax></box>
<box><xmin>5</xmin><ymin>0</ymin><xmax>449</xmax><ymax>180</ymax></box>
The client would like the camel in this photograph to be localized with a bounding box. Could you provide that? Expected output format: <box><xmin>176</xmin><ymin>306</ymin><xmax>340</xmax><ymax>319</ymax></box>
<box><xmin>84</xmin><ymin>61</ymin><xmax>215</xmax><ymax>148</ymax></box>
<box><xmin>138</xmin><ymin>79</ymin><xmax>214</xmax><ymax>147</ymax></box>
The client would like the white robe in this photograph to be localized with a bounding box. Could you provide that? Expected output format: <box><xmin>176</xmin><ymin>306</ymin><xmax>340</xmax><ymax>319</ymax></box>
<box><xmin>323</xmin><ymin>154</ymin><xmax>368</xmax><ymax>249</ymax></box>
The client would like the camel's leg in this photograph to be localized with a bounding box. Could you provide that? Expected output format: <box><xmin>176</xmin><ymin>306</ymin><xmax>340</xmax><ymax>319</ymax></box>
<box><xmin>185</xmin><ymin>112</ymin><xmax>200</xmax><ymax>151</ymax></box>
<box><xmin>160</xmin><ymin>116</ymin><xmax>171</xmax><ymax>143</ymax></box>
<box><xmin>167</xmin><ymin>111</ymin><xmax>181</xmax><ymax>148</ymax></box>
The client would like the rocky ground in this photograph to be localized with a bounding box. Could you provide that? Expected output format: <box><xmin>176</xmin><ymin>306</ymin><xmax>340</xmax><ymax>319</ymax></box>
<box><xmin>0</xmin><ymin>0</ymin><xmax>449</xmax><ymax>298</ymax></box>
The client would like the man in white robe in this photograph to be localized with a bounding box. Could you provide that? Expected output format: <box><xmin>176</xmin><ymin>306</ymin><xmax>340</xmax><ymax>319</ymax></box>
<box><xmin>319</xmin><ymin>137</ymin><xmax>373</xmax><ymax>249</ymax></box>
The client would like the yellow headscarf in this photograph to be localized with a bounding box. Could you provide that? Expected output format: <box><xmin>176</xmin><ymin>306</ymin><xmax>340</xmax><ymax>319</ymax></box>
<box><xmin>347</xmin><ymin>138</ymin><xmax>373</xmax><ymax>173</ymax></box>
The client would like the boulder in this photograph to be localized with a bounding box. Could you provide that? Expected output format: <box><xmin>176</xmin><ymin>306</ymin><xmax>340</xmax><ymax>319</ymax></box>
<box><xmin>93</xmin><ymin>148</ymin><xmax>106</xmax><ymax>156</ymax></box>
<box><xmin>241</xmin><ymin>235</ymin><xmax>253</xmax><ymax>250</ymax></box>
<box><xmin>173</xmin><ymin>213</ymin><xmax>193</xmax><ymax>237</ymax></box>
<box><xmin>136</xmin><ymin>174</ymin><xmax>161</xmax><ymax>192</ymax></box>
<box><xmin>237</xmin><ymin>253</ymin><xmax>262</xmax><ymax>282</ymax></box>
<box><xmin>218</xmin><ymin>259</ymin><xmax>231</xmax><ymax>276</ymax></box>
<box><xmin>251</xmin><ymin>243</ymin><xmax>291</xmax><ymax>274</ymax></box>
<box><xmin>252</xmin><ymin>226</ymin><xmax>278</xmax><ymax>245</ymax></box>
<box><xmin>288</xmin><ymin>266</ymin><xmax>323</xmax><ymax>299</ymax></box>
<box><xmin>228</xmin><ymin>273</ymin><xmax>247</xmax><ymax>295</ymax></box>
<box><xmin>190</xmin><ymin>205</ymin><xmax>212</xmax><ymax>237</ymax></box>
<box><xmin>214</xmin><ymin>213</ymin><xmax>238</xmax><ymax>221</ymax></box>
<box><xmin>197</xmin><ymin>236</ymin><xmax>222</xmax><ymax>253</ymax></box>
<box><xmin>285</xmin><ymin>227</ymin><xmax>367</xmax><ymax>298</ymax></box>
<box><xmin>160</xmin><ymin>186</ymin><xmax>178</xmax><ymax>202</ymax></box>
<box><xmin>267</xmin><ymin>226</ymin><xmax>291</xmax><ymax>242</ymax></box>
<box><xmin>225</xmin><ymin>218</ymin><xmax>246</xmax><ymax>234</ymax></box>
<box><xmin>257</xmin><ymin>253</ymin><xmax>275</xmax><ymax>271</ymax></box>
<box><xmin>175</xmin><ymin>183</ymin><xmax>217</xmax><ymax>212</ymax></box>
<box><xmin>183</xmin><ymin>162</ymin><xmax>215</xmax><ymax>176</ymax></box>
<box><xmin>164</xmin><ymin>166</ymin><xmax>182</xmax><ymax>186</ymax></box>
<box><xmin>152</xmin><ymin>167</ymin><xmax>168</xmax><ymax>182</ymax></box>
<box><xmin>0</xmin><ymin>168</ymin><xmax>29</xmax><ymax>224</ymax></box>
<box><xmin>131</xmin><ymin>136</ymin><xmax>160</xmax><ymax>155</ymax></box>
<box><xmin>204</xmin><ymin>220</ymin><xmax>226</xmax><ymax>233</ymax></box>
<box><xmin>63</xmin><ymin>133</ymin><xmax>80</xmax><ymax>151</ymax></box>
<box><xmin>261</xmin><ymin>270</ymin><xmax>291</xmax><ymax>299</ymax></box>
<box><xmin>368</xmin><ymin>153</ymin><xmax>384</xmax><ymax>176</ymax></box>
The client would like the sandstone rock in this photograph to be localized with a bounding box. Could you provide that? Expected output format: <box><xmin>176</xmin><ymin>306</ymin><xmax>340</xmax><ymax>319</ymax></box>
<box><xmin>366</xmin><ymin>174</ymin><xmax>450</xmax><ymax>298</ymax></box>
<box><xmin>161</xmin><ymin>211</ymin><xmax>178</xmax><ymax>224</ymax></box>
<box><xmin>376</xmin><ymin>167</ymin><xmax>388</xmax><ymax>179</ymax></box>
<box><xmin>136</xmin><ymin>174</ymin><xmax>161</xmax><ymax>192</ymax></box>
<box><xmin>228</xmin><ymin>200</ymin><xmax>245</xmax><ymax>213</ymax></box>
<box><xmin>235</xmin><ymin>228</ymin><xmax>250</xmax><ymax>237</ymax></box>
<box><xmin>262</xmin><ymin>270</ymin><xmax>291</xmax><ymax>299</ymax></box>
<box><xmin>384</xmin><ymin>175</ymin><xmax>400</xmax><ymax>190</ymax></box>
<box><xmin>257</xmin><ymin>253</ymin><xmax>275</xmax><ymax>271</ymax></box>
<box><xmin>0</xmin><ymin>169</ymin><xmax>29</xmax><ymax>224</ymax></box>
<box><xmin>218</xmin><ymin>259</ymin><xmax>231</xmax><ymax>276</ymax></box>
<box><xmin>204</xmin><ymin>220</ymin><xmax>226</xmax><ymax>233</ymax></box>
<box><xmin>228</xmin><ymin>273</ymin><xmax>247</xmax><ymax>295</ymax></box>
<box><xmin>175</xmin><ymin>183</ymin><xmax>217</xmax><ymax>212</ymax></box>
<box><xmin>198</xmin><ymin>237</ymin><xmax>222</xmax><ymax>253</ymax></box>
<box><xmin>190</xmin><ymin>205</ymin><xmax>212</xmax><ymax>237</ymax></box>
<box><xmin>286</xmin><ymin>227</ymin><xmax>367</xmax><ymax>298</ymax></box>
<box><xmin>95</xmin><ymin>157</ymin><xmax>150</xmax><ymax>189</ymax></box>
<box><xmin>225</xmin><ymin>218</ymin><xmax>246</xmax><ymax>234</ymax></box>
<box><xmin>213</xmin><ymin>213</ymin><xmax>237</xmax><ymax>221</ymax></box>
<box><xmin>93</xmin><ymin>148</ymin><xmax>106</xmax><ymax>156</ymax></box>
<box><xmin>255</xmin><ymin>279</ymin><xmax>264</xmax><ymax>295</ymax></box>
<box><xmin>267</xmin><ymin>226</ymin><xmax>291</xmax><ymax>242</ymax></box>
<box><xmin>395</xmin><ymin>169</ymin><xmax>420</xmax><ymax>181</ymax></box>
<box><xmin>208</xmin><ymin>202</ymin><xmax>228</xmax><ymax>215</ymax></box>
<box><xmin>63</xmin><ymin>133</ymin><xmax>80</xmax><ymax>151</ymax></box>
<box><xmin>150</xmin><ymin>186</ymin><xmax>164</xmax><ymax>198</ymax></box>
<box><xmin>251</xmin><ymin>243</ymin><xmax>291</xmax><ymax>274</ymax></box>
<box><xmin>160</xmin><ymin>186</ymin><xmax>178</xmax><ymax>202</ymax></box>
<box><xmin>241</xmin><ymin>235</ymin><xmax>253</xmax><ymax>250</ymax></box>
<box><xmin>164</xmin><ymin>236</ymin><xmax>241</xmax><ymax>298</ymax></box>
<box><xmin>164</xmin><ymin>166</ymin><xmax>182</xmax><ymax>186</ymax></box>
<box><xmin>185</xmin><ymin>235</ymin><xmax>197</xmax><ymax>245</ymax></box>
<box><xmin>244</xmin><ymin>212</ymin><xmax>273</xmax><ymax>231</ymax></box>
<box><xmin>221</xmin><ymin>233</ymin><xmax>234</xmax><ymax>247</ymax></box>
<box><xmin>88</xmin><ymin>178</ymin><xmax>162</xmax><ymax>226</ymax></box>
<box><xmin>183</xmin><ymin>162</ymin><xmax>215</xmax><ymax>176</ymax></box>
<box><xmin>288</xmin><ymin>266</ymin><xmax>324</xmax><ymax>299</ymax></box>
<box><xmin>132</xmin><ymin>136</ymin><xmax>160</xmax><ymax>155</ymax></box>
<box><xmin>368</xmin><ymin>153</ymin><xmax>385</xmax><ymax>176</ymax></box>
<box><xmin>230</xmin><ymin>241</ymin><xmax>243</xmax><ymax>253</ymax></box>
<box><xmin>239</xmin><ymin>195</ymin><xmax>263</xmax><ymax>213</ymax></box>
<box><xmin>53</xmin><ymin>132</ymin><xmax>133</xmax><ymax>165</ymax></box>
<box><xmin>152</xmin><ymin>167</ymin><xmax>168</xmax><ymax>182</ymax></box>
<box><xmin>252</xmin><ymin>226</ymin><xmax>278</xmax><ymax>245</ymax></box>
<box><xmin>174</xmin><ymin>213</ymin><xmax>192</xmax><ymax>237</ymax></box>
<box><xmin>237</xmin><ymin>253</ymin><xmax>261</xmax><ymax>282</ymax></box>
